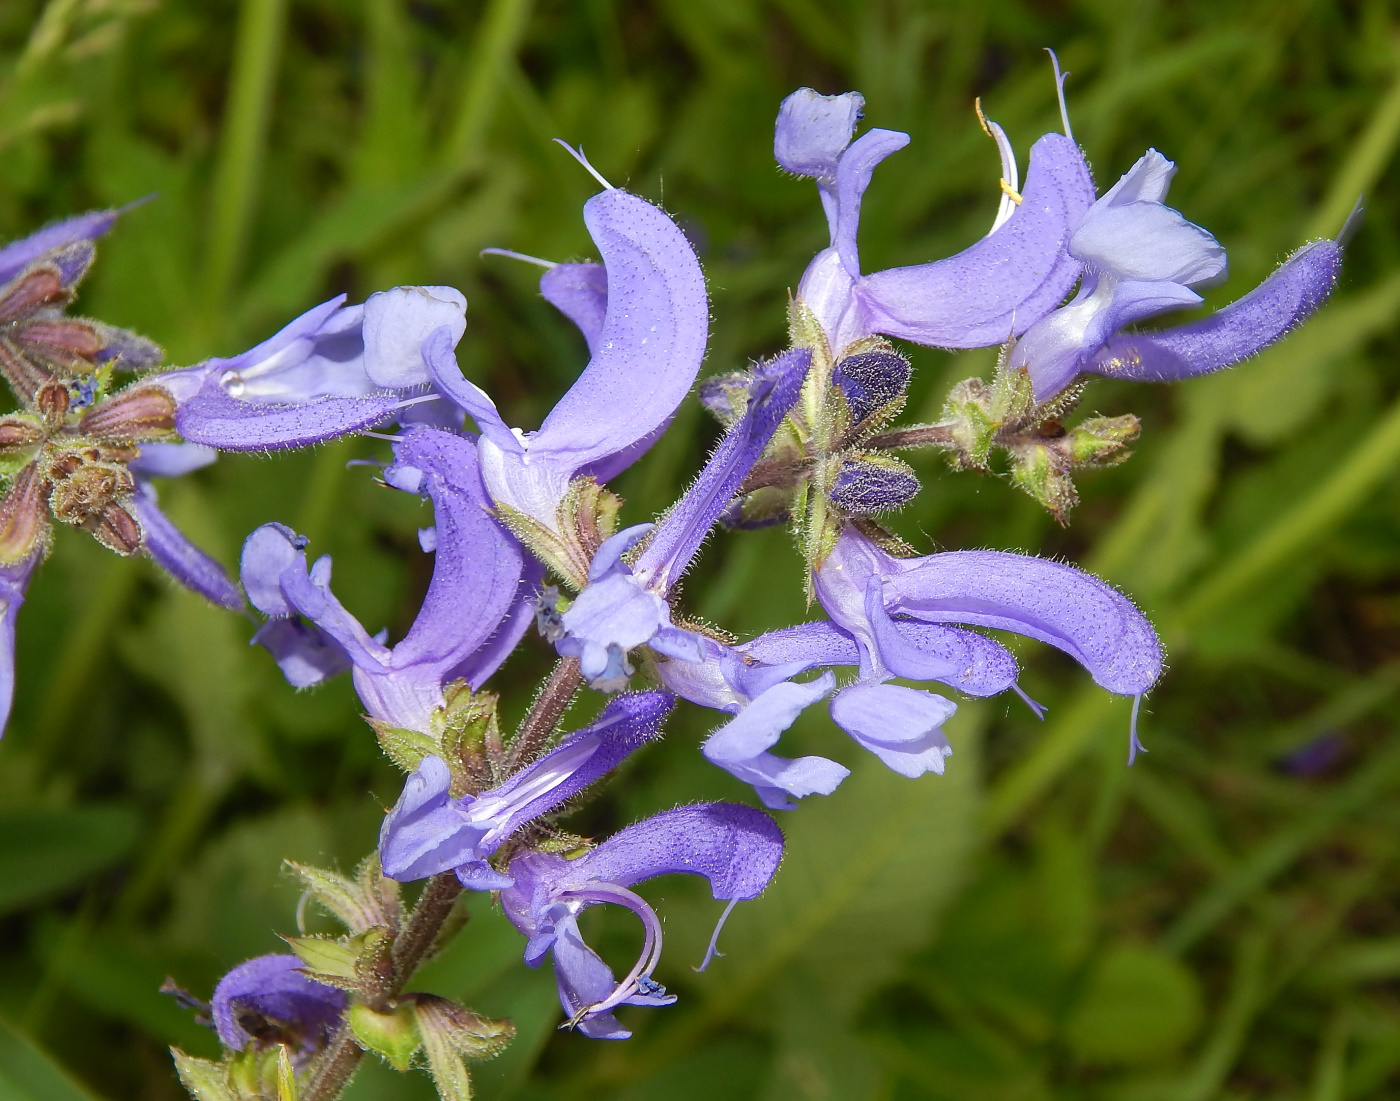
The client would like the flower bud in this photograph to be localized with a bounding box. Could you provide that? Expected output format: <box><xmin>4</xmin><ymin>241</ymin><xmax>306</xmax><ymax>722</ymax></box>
<box><xmin>0</xmin><ymin>466</ymin><xmax>48</xmax><ymax>563</ymax></box>
<box><xmin>829</xmin><ymin>455</ymin><xmax>920</xmax><ymax>514</ymax></box>
<box><xmin>832</xmin><ymin>348</ymin><xmax>910</xmax><ymax>427</ymax></box>
<box><xmin>0</xmin><ymin>417</ymin><xmax>44</xmax><ymax>454</ymax></box>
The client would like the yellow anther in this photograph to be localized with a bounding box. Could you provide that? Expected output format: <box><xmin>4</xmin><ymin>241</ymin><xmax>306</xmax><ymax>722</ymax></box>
<box><xmin>974</xmin><ymin>97</ymin><xmax>993</xmax><ymax>137</ymax></box>
<box><xmin>999</xmin><ymin>179</ymin><xmax>1024</xmax><ymax>205</ymax></box>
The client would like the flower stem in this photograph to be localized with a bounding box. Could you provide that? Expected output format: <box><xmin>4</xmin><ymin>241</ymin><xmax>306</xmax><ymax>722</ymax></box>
<box><xmin>506</xmin><ymin>655</ymin><xmax>582</xmax><ymax>770</ymax></box>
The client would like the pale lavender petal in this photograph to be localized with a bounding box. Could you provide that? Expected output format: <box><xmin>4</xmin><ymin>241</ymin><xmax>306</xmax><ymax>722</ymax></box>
<box><xmin>211</xmin><ymin>954</ymin><xmax>347</xmax><ymax>1053</ymax></box>
<box><xmin>379</xmin><ymin>755</ymin><xmax>487</xmax><ymax>881</ymax></box>
<box><xmin>1071</xmin><ymin>201</ymin><xmax>1226</xmax><ymax>285</ymax></box>
<box><xmin>445</xmin><ymin>557</ymin><xmax>542</xmax><ymax>689</ymax></box>
<box><xmin>1087</xmin><ymin>239</ymin><xmax>1342</xmax><ymax>382</ymax></box>
<box><xmin>774</xmin><ymin>88</ymin><xmax>866</xmax><ymax>179</ymax></box>
<box><xmin>551</xmin><ymin>918</ymin><xmax>632</xmax><ymax>1039</ymax></box>
<box><xmin>0</xmin><ymin>208</ymin><xmax>118</xmax><ymax>285</ymax></box>
<box><xmin>541</xmin><ymin>263</ymin><xmax>608</xmax><ymax>353</ymax></box>
<box><xmin>631</xmin><ymin>348</ymin><xmax>810</xmax><ymax>593</ymax></box>
<box><xmin>888</xmin><ymin>620</ymin><xmax>1018</xmax><ymax>697</ymax></box>
<box><xmin>385</xmin><ymin>429</ymin><xmax>525</xmax><ymax>675</ymax></box>
<box><xmin>133</xmin><ymin>483</ymin><xmax>243</xmax><ymax>610</ymax></box>
<box><xmin>830</xmin><ymin>128</ymin><xmax>911</xmax><ymax>278</ymax></box>
<box><xmin>362</xmin><ymin>285</ymin><xmax>466</xmax><ymax>389</ymax></box>
<box><xmin>250</xmin><ymin>618</ymin><xmax>350</xmax><ymax>688</ymax></box>
<box><xmin>175</xmin><ymin>371</ymin><xmax>400</xmax><ymax>450</ymax></box>
<box><xmin>856</xmin><ymin>133</ymin><xmax>1095</xmax><ymax>347</ymax></box>
<box><xmin>830</xmin><ymin>683</ymin><xmax>956</xmax><ymax>778</ymax></box>
<box><xmin>531</xmin><ymin>189</ymin><xmax>709</xmax><ymax>471</ymax></box>
<box><xmin>130</xmin><ymin>442</ymin><xmax>217</xmax><ymax>478</ymax></box>
<box><xmin>420</xmin><ymin>327</ymin><xmax>518</xmax><ymax>450</ymax></box>
<box><xmin>703</xmin><ymin>674</ymin><xmax>848</xmax><ymax>809</ymax></box>
<box><xmin>0</xmin><ymin>555</ymin><xmax>38</xmax><ymax>736</ymax></box>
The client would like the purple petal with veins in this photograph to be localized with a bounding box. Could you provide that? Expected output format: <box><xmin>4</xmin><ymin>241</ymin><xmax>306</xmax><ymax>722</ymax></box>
<box><xmin>133</xmin><ymin>482</ymin><xmax>243</xmax><ymax>610</ymax></box>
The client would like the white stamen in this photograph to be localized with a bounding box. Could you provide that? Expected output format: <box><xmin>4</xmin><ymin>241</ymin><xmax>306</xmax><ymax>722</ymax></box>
<box><xmin>1128</xmin><ymin>693</ymin><xmax>1147</xmax><ymax>766</ymax></box>
<box><xmin>553</xmin><ymin>139</ymin><xmax>615</xmax><ymax>191</ymax></box>
<box><xmin>976</xmin><ymin>99</ymin><xmax>1021</xmax><ymax>235</ymax></box>
<box><xmin>694</xmin><ymin>898</ymin><xmax>740</xmax><ymax>972</ymax></box>
<box><xmin>1045</xmin><ymin>48</ymin><xmax>1075</xmax><ymax>143</ymax></box>
<box><xmin>480</xmin><ymin>247</ymin><xmax>557</xmax><ymax>270</ymax></box>
<box><xmin>360</xmin><ymin>431</ymin><xmax>403</xmax><ymax>441</ymax></box>
<box><xmin>1012</xmin><ymin>683</ymin><xmax>1047</xmax><ymax>720</ymax></box>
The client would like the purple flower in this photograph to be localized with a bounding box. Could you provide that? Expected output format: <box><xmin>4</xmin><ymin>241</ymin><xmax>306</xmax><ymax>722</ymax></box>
<box><xmin>0</xmin><ymin>555</ymin><xmax>39</xmax><ymax>734</ymax></box>
<box><xmin>211</xmin><ymin>954</ymin><xmax>347</xmax><ymax>1056</ymax></box>
<box><xmin>815</xmin><ymin>527</ymin><xmax>1163</xmax><ymax>764</ymax></box>
<box><xmin>166</xmin><ymin>286</ymin><xmax>466</xmax><ymax>451</ymax></box>
<box><xmin>500</xmin><ymin>803</ymin><xmax>783</xmax><ymax>1039</ymax></box>
<box><xmin>549</xmin><ymin>349</ymin><xmax>810</xmax><ymax>691</ymax></box>
<box><xmin>776</xmin><ymin>87</ymin><xmax>1095</xmax><ymax>354</ymax></box>
<box><xmin>1010</xmin><ymin>149</ymin><xmax>1344</xmax><ymax>400</ymax></box>
<box><xmin>425</xmin><ymin>186</ymin><xmax>709</xmax><ymax>534</ymax></box>
<box><xmin>378</xmin><ymin>691</ymin><xmax>674</xmax><ymax>889</ymax></box>
<box><xmin>241</xmin><ymin>426</ymin><xmax>533</xmax><ymax>732</ymax></box>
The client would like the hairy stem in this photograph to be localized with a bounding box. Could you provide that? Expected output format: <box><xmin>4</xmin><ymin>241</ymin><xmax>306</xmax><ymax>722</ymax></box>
<box><xmin>506</xmin><ymin>655</ymin><xmax>582</xmax><ymax>770</ymax></box>
<box><xmin>864</xmin><ymin>423</ymin><xmax>954</xmax><ymax>450</ymax></box>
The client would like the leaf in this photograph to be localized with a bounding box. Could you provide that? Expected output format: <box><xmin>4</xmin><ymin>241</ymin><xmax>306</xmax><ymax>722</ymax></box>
<box><xmin>1064</xmin><ymin>943</ymin><xmax>1202</xmax><ymax>1066</ymax></box>
<box><xmin>0</xmin><ymin>805</ymin><xmax>137</xmax><ymax>914</ymax></box>
<box><xmin>0</xmin><ymin>1015</ymin><xmax>106</xmax><ymax>1101</ymax></box>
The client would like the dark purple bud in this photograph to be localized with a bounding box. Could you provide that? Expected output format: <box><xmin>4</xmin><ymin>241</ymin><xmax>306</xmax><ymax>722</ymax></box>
<box><xmin>832</xmin><ymin>348</ymin><xmax>911</xmax><ymax>425</ymax></box>
<box><xmin>829</xmin><ymin>456</ymin><xmax>920</xmax><ymax>514</ymax></box>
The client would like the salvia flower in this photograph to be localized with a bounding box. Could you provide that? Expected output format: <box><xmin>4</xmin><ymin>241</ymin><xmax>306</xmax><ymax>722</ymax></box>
<box><xmin>777</xmin><ymin>86</ymin><xmax>1094</xmax><ymax>356</ymax></box>
<box><xmin>378</xmin><ymin>691</ymin><xmax>674</xmax><ymax>890</ymax></box>
<box><xmin>816</xmin><ymin>526</ymin><xmax>1163</xmax><ymax>764</ymax></box>
<box><xmin>211</xmin><ymin>954</ymin><xmax>347</xmax><ymax>1059</ymax></box>
<box><xmin>242</xmin><ymin>426</ymin><xmax>532</xmax><ymax>732</ymax></box>
<box><xmin>165</xmin><ymin>285</ymin><xmax>467</xmax><ymax>450</ymax></box>
<box><xmin>1010</xmin><ymin>148</ymin><xmax>1345</xmax><ymax>401</ymax></box>
<box><xmin>425</xmin><ymin>182</ymin><xmax>709</xmax><ymax>556</ymax></box>
<box><xmin>500</xmin><ymin>803</ymin><xmax>783</xmax><ymax>1039</ymax></box>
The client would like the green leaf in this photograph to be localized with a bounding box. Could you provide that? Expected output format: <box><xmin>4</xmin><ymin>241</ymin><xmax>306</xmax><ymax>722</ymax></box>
<box><xmin>1064</xmin><ymin>943</ymin><xmax>1202</xmax><ymax>1066</ymax></box>
<box><xmin>0</xmin><ymin>806</ymin><xmax>138</xmax><ymax>915</ymax></box>
<box><xmin>0</xmin><ymin>1016</ymin><xmax>106</xmax><ymax>1101</ymax></box>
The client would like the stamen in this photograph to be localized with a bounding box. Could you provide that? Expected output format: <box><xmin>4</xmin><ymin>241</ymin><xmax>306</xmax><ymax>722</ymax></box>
<box><xmin>976</xmin><ymin>100</ymin><xmax>1021</xmax><ymax>235</ymax></box>
<box><xmin>295</xmin><ymin>889</ymin><xmax>311</xmax><ymax>936</ymax></box>
<box><xmin>1012</xmin><ymin>683</ymin><xmax>1047</xmax><ymax>721</ymax></box>
<box><xmin>1045</xmin><ymin>48</ymin><xmax>1075</xmax><ymax>143</ymax></box>
<box><xmin>480</xmin><ymin>247</ymin><xmax>557</xmax><ymax>269</ymax></box>
<box><xmin>1338</xmin><ymin>196</ymin><xmax>1366</xmax><ymax>246</ymax></box>
<box><xmin>552</xmin><ymin>139</ymin><xmax>615</xmax><ymax>191</ymax></box>
<box><xmin>391</xmin><ymin>393</ymin><xmax>445</xmax><ymax>411</ymax></box>
<box><xmin>694</xmin><ymin>898</ymin><xmax>740</xmax><ymax>972</ymax></box>
<box><xmin>560</xmin><ymin>883</ymin><xmax>666</xmax><ymax>1019</ymax></box>
<box><xmin>1128</xmin><ymin>693</ymin><xmax>1148</xmax><ymax>766</ymax></box>
<box><xmin>359</xmin><ymin>431</ymin><xmax>403</xmax><ymax>442</ymax></box>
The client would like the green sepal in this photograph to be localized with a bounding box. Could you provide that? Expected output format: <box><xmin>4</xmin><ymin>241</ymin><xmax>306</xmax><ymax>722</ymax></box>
<box><xmin>284</xmin><ymin>935</ymin><xmax>357</xmax><ymax>979</ymax></box>
<box><xmin>368</xmin><ymin>720</ymin><xmax>438</xmax><ymax>773</ymax></box>
<box><xmin>286</xmin><ymin>855</ymin><xmax>400</xmax><ymax>936</ymax></box>
<box><xmin>275</xmin><ymin>1046</ymin><xmax>298</xmax><ymax>1101</ymax></box>
<box><xmin>415</xmin><ymin>994</ymin><xmax>517</xmax><ymax>1101</ymax></box>
<box><xmin>227</xmin><ymin>1046</ymin><xmax>289</xmax><ymax>1101</ymax></box>
<box><xmin>493</xmin><ymin>477</ymin><xmax>620</xmax><ymax>590</ymax></box>
<box><xmin>170</xmin><ymin>1049</ymin><xmax>236</xmax><ymax>1101</ymax></box>
<box><xmin>1008</xmin><ymin>443</ymin><xmax>1079</xmax><ymax>526</ymax></box>
<box><xmin>432</xmin><ymin>683</ymin><xmax>501</xmax><ymax>789</ymax></box>
<box><xmin>1068</xmin><ymin>414</ymin><xmax>1140</xmax><ymax>464</ymax></box>
<box><xmin>349</xmin><ymin>1003</ymin><xmax>422</xmax><ymax>1072</ymax></box>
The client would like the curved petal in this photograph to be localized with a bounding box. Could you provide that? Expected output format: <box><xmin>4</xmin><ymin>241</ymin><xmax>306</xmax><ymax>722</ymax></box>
<box><xmin>133</xmin><ymin>483</ymin><xmax>243</xmax><ymax>610</ymax></box>
<box><xmin>880</xmin><ymin>548</ymin><xmax>1162</xmax><ymax>696</ymax></box>
<box><xmin>551</xmin><ymin>917</ymin><xmax>632</xmax><ymax>1040</ymax></box>
<box><xmin>830</xmin><ymin>128</ymin><xmax>910</xmax><ymax>278</ymax></box>
<box><xmin>856</xmin><ymin>133</ymin><xmax>1095</xmax><ymax>347</ymax></box>
<box><xmin>1087</xmin><ymin>239</ymin><xmax>1342</xmax><ymax>382</ymax></box>
<box><xmin>531</xmin><ymin>189</ymin><xmax>709</xmax><ymax>472</ymax></box>
<box><xmin>540</xmin><ymin>263</ymin><xmax>608</xmax><ymax>353</ymax></box>
<box><xmin>130</xmin><ymin>442</ymin><xmax>218</xmax><ymax>478</ymax></box>
<box><xmin>1071</xmin><ymin>201</ymin><xmax>1225</xmax><ymax>285</ymax></box>
<box><xmin>742</xmin><ymin>620</ymin><xmax>860</xmax><ymax>669</ymax></box>
<box><xmin>250</xmin><ymin>618</ymin><xmax>350</xmax><ymax>688</ymax></box>
<box><xmin>560</xmin><ymin>803</ymin><xmax>785</xmax><ymax>901</ymax></box>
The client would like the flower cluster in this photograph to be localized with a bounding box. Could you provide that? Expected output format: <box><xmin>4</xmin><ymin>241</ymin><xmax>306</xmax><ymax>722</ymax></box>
<box><xmin>8</xmin><ymin>58</ymin><xmax>1344</xmax><ymax>1101</ymax></box>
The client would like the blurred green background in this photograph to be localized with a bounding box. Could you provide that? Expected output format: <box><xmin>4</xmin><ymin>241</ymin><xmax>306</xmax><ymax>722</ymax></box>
<box><xmin>1</xmin><ymin>0</ymin><xmax>1399</xmax><ymax>1098</ymax></box>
